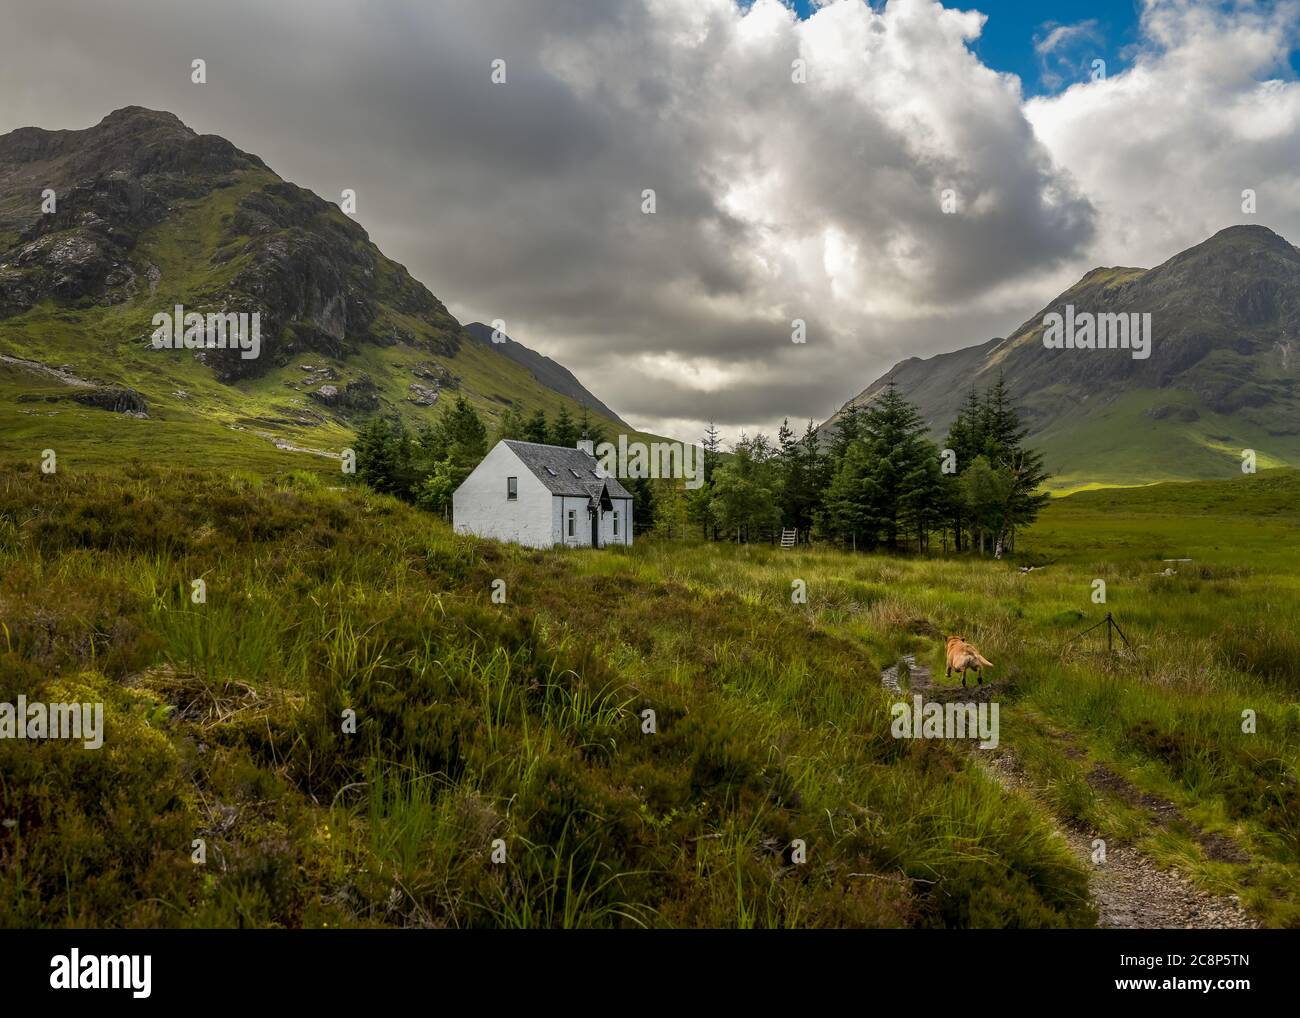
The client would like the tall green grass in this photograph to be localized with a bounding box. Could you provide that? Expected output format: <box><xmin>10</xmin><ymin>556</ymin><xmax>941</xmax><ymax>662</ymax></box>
<box><xmin>1</xmin><ymin>462</ymin><xmax>1295</xmax><ymax>927</ymax></box>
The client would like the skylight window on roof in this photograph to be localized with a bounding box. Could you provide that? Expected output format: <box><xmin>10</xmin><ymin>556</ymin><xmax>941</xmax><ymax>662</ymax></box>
<box><xmin>545</xmin><ymin>467</ymin><xmax>557</xmax><ymax>476</ymax></box>
<box><xmin>569</xmin><ymin>468</ymin><xmax>582</xmax><ymax>478</ymax></box>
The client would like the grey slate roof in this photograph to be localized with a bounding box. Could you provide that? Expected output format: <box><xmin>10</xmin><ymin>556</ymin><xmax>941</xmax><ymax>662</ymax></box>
<box><xmin>502</xmin><ymin>440</ymin><xmax>633</xmax><ymax>500</ymax></box>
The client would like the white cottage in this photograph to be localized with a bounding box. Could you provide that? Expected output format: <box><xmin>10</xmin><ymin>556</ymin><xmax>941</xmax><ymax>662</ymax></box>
<box><xmin>452</xmin><ymin>439</ymin><xmax>634</xmax><ymax>549</ymax></box>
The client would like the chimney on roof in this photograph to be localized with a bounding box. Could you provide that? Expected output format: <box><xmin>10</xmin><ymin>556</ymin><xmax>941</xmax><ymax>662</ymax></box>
<box><xmin>577</xmin><ymin>431</ymin><xmax>593</xmax><ymax>455</ymax></box>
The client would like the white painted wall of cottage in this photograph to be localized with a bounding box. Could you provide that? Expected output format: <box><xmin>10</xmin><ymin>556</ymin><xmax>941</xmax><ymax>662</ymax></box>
<box><xmin>452</xmin><ymin>443</ymin><xmax>553</xmax><ymax>548</ymax></box>
<box><xmin>606</xmin><ymin>497</ymin><xmax>633</xmax><ymax>546</ymax></box>
<box><xmin>556</xmin><ymin>495</ymin><xmax>590</xmax><ymax>546</ymax></box>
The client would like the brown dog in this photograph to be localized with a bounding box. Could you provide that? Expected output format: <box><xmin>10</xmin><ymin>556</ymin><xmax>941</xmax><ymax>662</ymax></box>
<box><xmin>946</xmin><ymin>636</ymin><xmax>993</xmax><ymax>687</ymax></box>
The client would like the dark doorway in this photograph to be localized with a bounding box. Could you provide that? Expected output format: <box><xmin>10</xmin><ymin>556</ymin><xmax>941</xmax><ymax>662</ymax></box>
<box><xmin>590</xmin><ymin>507</ymin><xmax>599</xmax><ymax>547</ymax></box>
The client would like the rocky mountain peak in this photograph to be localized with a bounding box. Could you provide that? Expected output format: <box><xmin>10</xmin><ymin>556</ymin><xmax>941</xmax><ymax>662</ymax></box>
<box><xmin>833</xmin><ymin>225</ymin><xmax>1300</xmax><ymax>486</ymax></box>
<box><xmin>0</xmin><ymin>107</ymin><xmax>453</xmax><ymax>378</ymax></box>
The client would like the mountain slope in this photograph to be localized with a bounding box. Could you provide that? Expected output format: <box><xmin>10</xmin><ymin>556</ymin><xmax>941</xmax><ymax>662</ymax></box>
<box><xmin>463</xmin><ymin>321</ymin><xmax>627</xmax><ymax>425</ymax></box>
<box><xmin>836</xmin><ymin>226</ymin><xmax>1300</xmax><ymax>490</ymax></box>
<box><xmin>0</xmin><ymin>107</ymin><xmax>647</xmax><ymax>471</ymax></box>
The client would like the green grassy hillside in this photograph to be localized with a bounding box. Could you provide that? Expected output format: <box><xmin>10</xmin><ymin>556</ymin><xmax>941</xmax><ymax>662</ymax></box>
<box><xmin>2</xmin><ymin>460</ymin><xmax>1296</xmax><ymax>927</ymax></box>
<box><xmin>0</xmin><ymin>109</ymin><xmax>668</xmax><ymax>473</ymax></box>
<box><xmin>838</xmin><ymin>226</ymin><xmax>1300</xmax><ymax>490</ymax></box>
<box><xmin>0</xmin><ymin>168</ymin><xmax>658</xmax><ymax>469</ymax></box>
<box><xmin>1035</xmin><ymin>388</ymin><xmax>1299</xmax><ymax>492</ymax></box>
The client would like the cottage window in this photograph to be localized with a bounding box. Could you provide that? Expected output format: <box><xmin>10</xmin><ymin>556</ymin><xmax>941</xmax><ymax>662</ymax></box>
<box><xmin>507</xmin><ymin>476</ymin><xmax>517</xmax><ymax>500</ymax></box>
<box><xmin>566</xmin><ymin>509</ymin><xmax>576</xmax><ymax>537</ymax></box>
<box><xmin>612</xmin><ymin>511</ymin><xmax>620</xmax><ymax>537</ymax></box>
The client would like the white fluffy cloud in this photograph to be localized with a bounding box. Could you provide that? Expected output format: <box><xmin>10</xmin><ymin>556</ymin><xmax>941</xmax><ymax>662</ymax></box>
<box><xmin>0</xmin><ymin>0</ymin><xmax>1297</xmax><ymax>444</ymax></box>
<box><xmin>1026</xmin><ymin>0</ymin><xmax>1300</xmax><ymax>276</ymax></box>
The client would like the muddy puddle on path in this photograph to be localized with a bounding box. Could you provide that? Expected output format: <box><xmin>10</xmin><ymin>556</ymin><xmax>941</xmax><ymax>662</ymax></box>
<box><xmin>879</xmin><ymin>660</ymin><xmax>1257</xmax><ymax>929</ymax></box>
<box><xmin>880</xmin><ymin>654</ymin><xmax>998</xmax><ymax>701</ymax></box>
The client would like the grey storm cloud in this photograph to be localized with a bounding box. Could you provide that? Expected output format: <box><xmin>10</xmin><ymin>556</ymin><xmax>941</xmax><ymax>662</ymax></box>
<box><xmin>2</xmin><ymin>0</ymin><xmax>1298</xmax><ymax>443</ymax></box>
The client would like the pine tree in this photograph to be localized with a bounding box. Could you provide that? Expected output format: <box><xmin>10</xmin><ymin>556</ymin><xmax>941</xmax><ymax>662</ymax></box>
<box><xmin>355</xmin><ymin>418</ymin><xmax>401</xmax><ymax>495</ymax></box>
<box><xmin>947</xmin><ymin>386</ymin><xmax>984</xmax><ymax>470</ymax></box>
<box><xmin>936</xmin><ymin>376</ymin><xmax>1050</xmax><ymax>554</ymax></box>
<box><xmin>943</xmin><ymin>386</ymin><xmax>983</xmax><ymax>551</ymax></box>
<box><xmin>940</xmin><ymin>448</ymin><xmax>963</xmax><ymax>554</ymax></box>
<box><xmin>858</xmin><ymin>382</ymin><xmax>933</xmax><ymax>550</ymax></box>
<box><xmin>777</xmin><ymin>418</ymin><xmax>796</xmax><ymax>460</ymax></box>
<box><xmin>775</xmin><ymin>418</ymin><xmax>824</xmax><ymax>538</ymax></box>
<box><xmin>828</xmin><ymin>402</ymin><xmax>866</xmax><ymax>470</ymax></box>
<box><xmin>978</xmin><ymin>373</ymin><xmax>1050</xmax><ymax>555</ymax></box>
<box><xmin>800</xmin><ymin>420</ymin><xmax>827</xmax><ymax>528</ymax></box>
<box><xmin>627</xmin><ymin>475</ymin><xmax>657</xmax><ymax>532</ymax></box>
<box><xmin>701</xmin><ymin>422</ymin><xmax>722</xmax><ymax>483</ymax></box>
<box><xmin>776</xmin><ymin>418</ymin><xmax>802</xmax><ymax>527</ymax></box>
<box><xmin>821</xmin><ymin>442</ymin><xmax>871</xmax><ymax>548</ymax></box>
<box><xmin>577</xmin><ymin>406</ymin><xmax>608</xmax><ymax>448</ymax></box>
<box><xmin>523</xmin><ymin>409</ymin><xmax>550</xmax><ymax>444</ymax></box>
<box><xmin>899</xmin><ymin>439</ymin><xmax>948</xmax><ymax>552</ymax></box>
<box><xmin>691</xmin><ymin>422</ymin><xmax>723</xmax><ymax>539</ymax></box>
<box><xmin>551</xmin><ymin>405</ymin><xmax>580</xmax><ymax>447</ymax></box>
<box><xmin>978</xmin><ymin>372</ymin><xmax>1021</xmax><ymax>459</ymax></box>
<box><xmin>444</xmin><ymin>395</ymin><xmax>489</xmax><ymax>456</ymax></box>
<box><xmin>709</xmin><ymin>433</ymin><xmax>779</xmax><ymax>542</ymax></box>
<box><xmin>411</xmin><ymin>396</ymin><xmax>489</xmax><ymax>515</ymax></box>
<box><xmin>960</xmin><ymin>455</ymin><xmax>1013</xmax><ymax>556</ymax></box>
<box><xmin>495</xmin><ymin>406</ymin><xmax>526</xmax><ymax>443</ymax></box>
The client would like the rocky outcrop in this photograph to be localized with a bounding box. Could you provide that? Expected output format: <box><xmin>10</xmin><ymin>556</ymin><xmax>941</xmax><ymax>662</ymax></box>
<box><xmin>413</xmin><ymin>362</ymin><xmax>460</xmax><ymax>389</ymax></box>
<box><xmin>71</xmin><ymin>386</ymin><xmax>149</xmax><ymax>416</ymax></box>
<box><xmin>308</xmin><ymin>379</ymin><xmax>379</xmax><ymax>414</ymax></box>
<box><xmin>407</xmin><ymin>382</ymin><xmax>439</xmax><ymax>406</ymax></box>
<box><xmin>16</xmin><ymin>384</ymin><xmax>148</xmax><ymax>417</ymax></box>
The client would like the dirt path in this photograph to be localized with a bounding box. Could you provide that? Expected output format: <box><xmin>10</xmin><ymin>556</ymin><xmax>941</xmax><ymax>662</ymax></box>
<box><xmin>880</xmin><ymin>661</ymin><xmax>1257</xmax><ymax>929</ymax></box>
<box><xmin>0</xmin><ymin>353</ymin><xmax>96</xmax><ymax>387</ymax></box>
<box><xmin>979</xmin><ymin>752</ymin><xmax>1255</xmax><ymax>928</ymax></box>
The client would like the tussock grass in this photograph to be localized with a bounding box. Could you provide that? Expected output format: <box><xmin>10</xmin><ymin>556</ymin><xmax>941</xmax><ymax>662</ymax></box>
<box><xmin>2</xmin><ymin>463</ymin><xmax>1296</xmax><ymax>926</ymax></box>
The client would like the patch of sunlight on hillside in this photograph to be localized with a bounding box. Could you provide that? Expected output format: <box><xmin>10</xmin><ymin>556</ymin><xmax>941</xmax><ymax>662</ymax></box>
<box><xmin>1193</xmin><ymin>432</ymin><xmax>1289</xmax><ymax>469</ymax></box>
<box><xmin>1046</xmin><ymin>479</ymin><xmax>1160</xmax><ymax>497</ymax></box>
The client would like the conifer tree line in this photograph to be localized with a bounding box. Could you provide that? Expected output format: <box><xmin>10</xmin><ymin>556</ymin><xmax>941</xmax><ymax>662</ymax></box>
<box><xmin>686</xmin><ymin>374</ymin><xmax>1049</xmax><ymax>556</ymax></box>
<box><xmin>352</xmin><ymin>376</ymin><xmax>1047</xmax><ymax>555</ymax></box>
<box><xmin>353</xmin><ymin>394</ymin><xmax>490</xmax><ymax>515</ymax></box>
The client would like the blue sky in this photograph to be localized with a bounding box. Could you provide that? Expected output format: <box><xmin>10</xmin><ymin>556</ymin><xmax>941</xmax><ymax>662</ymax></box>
<box><xmin>783</xmin><ymin>1</ymin><xmax>1300</xmax><ymax>95</ymax></box>
<box><xmin>959</xmin><ymin>0</ymin><xmax>1142</xmax><ymax>95</ymax></box>
<box><xmin>785</xmin><ymin>1</ymin><xmax>1134</xmax><ymax>96</ymax></box>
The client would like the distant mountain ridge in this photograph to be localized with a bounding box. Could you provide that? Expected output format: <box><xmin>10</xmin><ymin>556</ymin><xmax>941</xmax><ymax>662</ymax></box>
<box><xmin>834</xmin><ymin>225</ymin><xmax>1300</xmax><ymax>489</ymax></box>
<box><xmin>463</xmin><ymin>322</ymin><xmax>627</xmax><ymax>426</ymax></box>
